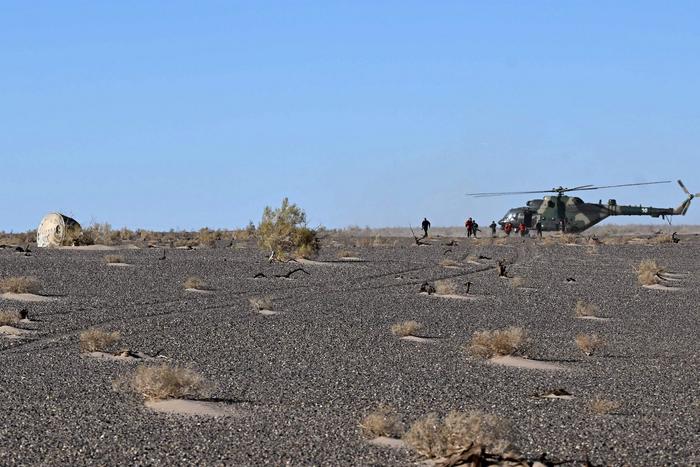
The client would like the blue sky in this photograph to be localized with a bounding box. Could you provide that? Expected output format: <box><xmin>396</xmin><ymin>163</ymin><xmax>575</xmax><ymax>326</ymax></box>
<box><xmin>1</xmin><ymin>1</ymin><xmax>698</xmax><ymax>231</ymax></box>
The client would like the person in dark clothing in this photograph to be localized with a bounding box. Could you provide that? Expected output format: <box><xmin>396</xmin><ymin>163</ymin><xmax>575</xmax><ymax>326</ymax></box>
<box><xmin>489</xmin><ymin>221</ymin><xmax>497</xmax><ymax>237</ymax></box>
<box><xmin>535</xmin><ymin>220</ymin><xmax>543</xmax><ymax>238</ymax></box>
<box><xmin>472</xmin><ymin>221</ymin><xmax>479</xmax><ymax>238</ymax></box>
<box><xmin>421</xmin><ymin>218</ymin><xmax>431</xmax><ymax>238</ymax></box>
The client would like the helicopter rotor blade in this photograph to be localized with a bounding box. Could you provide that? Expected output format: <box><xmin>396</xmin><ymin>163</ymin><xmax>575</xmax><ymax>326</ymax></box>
<box><xmin>466</xmin><ymin>180</ymin><xmax>672</xmax><ymax>198</ymax></box>
<box><xmin>678</xmin><ymin>180</ymin><xmax>691</xmax><ymax>196</ymax></box>
<box><xmin>572</xmin><ymin>180</ymin><xmax>672</xmax><ymax>191</ymax></box>
<box><xmin>466</xmin><ymin>189</ymin><xmax>560</xmax><ymax>197</ymax></box>
<box><xmin>563</xmin><ymin>184</ymin><xmax>595</xmax><ymax>191</ymax></box>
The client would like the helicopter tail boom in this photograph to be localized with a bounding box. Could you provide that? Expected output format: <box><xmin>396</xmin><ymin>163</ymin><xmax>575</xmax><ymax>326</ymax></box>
<box><xmin>607</xmin><ymin>180</ymin><xmax>697</xmax><ymax>218</ymax></box>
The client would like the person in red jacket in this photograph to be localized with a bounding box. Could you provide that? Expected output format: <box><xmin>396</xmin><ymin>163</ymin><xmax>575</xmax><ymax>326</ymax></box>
<box><xmin>518</xmin><ymin>222</ymin><xmax>527</xmax><ymax>237</ymax></box>
<box><xmin>504</xmin><ymin>222</ymin><xmax>513</xmax><ymax>236</ymax></box>
<box><xmin>465</xmin><ymin>217</ymin><xmax>474</xmax><ymax>238</ymax></box>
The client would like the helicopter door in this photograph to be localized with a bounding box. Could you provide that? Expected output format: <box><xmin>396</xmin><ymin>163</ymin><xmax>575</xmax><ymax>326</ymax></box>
<box><xmin>523</xmin><ymin>211</ymin><xmax>533</xmax><ymax>227</ymax></box>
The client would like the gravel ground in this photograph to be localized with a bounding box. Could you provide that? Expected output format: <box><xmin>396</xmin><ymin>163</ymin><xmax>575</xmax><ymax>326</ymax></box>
<box><xmin>0</xmin><ymin>237</ymin><xmax>698</xmax><ymax>466</ymax></box>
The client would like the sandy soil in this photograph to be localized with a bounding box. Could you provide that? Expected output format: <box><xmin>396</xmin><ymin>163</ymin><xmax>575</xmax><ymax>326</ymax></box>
<box><xmin>145</xmin><ymin>399</ymin><xmax>243</xmax><ymax>417</ymax></box>
<box><xmin>0</xmin><ymin>325</ymin><xmax>34</xmax><ymax>338</ymax></box>
<box><xmin>368</xmin><ymin>437</ymin><xmax>406</xmax><ymax>449</ymax></box>
<box><xmin>58</xmin><ymin>245</ymin><xmax>140</xmax><ymax>251</ymax></box>
<box><xmin>489</xmin><ymin>355</ymin><xmax>567</xmax><ymax>371</ymax></box>
<box><xmin>0</xmin><ymin>292</ymin><xmax>56</xmax><ymax>302</ymax></box>
<box><xmin>0</xmin><ymin>237</ymin><xmax>698</xmax><ymax>465</ymax></box>
<box><xmin>400</xmin><ymin>335</ymin><xmax>435</xmax><ymax>343</ymax></box>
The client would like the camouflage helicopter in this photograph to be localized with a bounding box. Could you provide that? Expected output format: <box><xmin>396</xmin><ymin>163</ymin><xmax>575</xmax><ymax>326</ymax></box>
<box><xmin>467</xmin><ymin>180</ymin><xmax>698</xmax><ymax>233</ymax></box>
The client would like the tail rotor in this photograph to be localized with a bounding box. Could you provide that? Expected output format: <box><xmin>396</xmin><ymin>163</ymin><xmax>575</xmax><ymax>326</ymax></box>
<box><xmin>676</xmin><ymin>180</ymin><xmax>699</xmax><ymax>215</ymax></box>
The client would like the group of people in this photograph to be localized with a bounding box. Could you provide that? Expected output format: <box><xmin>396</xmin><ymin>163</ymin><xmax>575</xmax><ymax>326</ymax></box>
<box><xmin>501</xmin><ymin>220</ymin><xmax>544</xmax><ymax>237</ymax></box>
<box><xmin>421</xmin><ymin>217</ymin><xmax>544</xmax><ymax>238</ymax></box>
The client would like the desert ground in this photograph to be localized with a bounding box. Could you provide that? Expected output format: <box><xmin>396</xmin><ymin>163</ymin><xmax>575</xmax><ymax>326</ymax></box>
<box><xmin>0</xmin><ymin>234</ymin><xmax>698</xmax><ymax>465</ymax></box>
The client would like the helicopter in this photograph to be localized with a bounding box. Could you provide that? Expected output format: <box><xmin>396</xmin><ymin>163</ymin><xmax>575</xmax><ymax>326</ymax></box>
<box><xmin>467</xmin><ymin>180</ymin><xmax>699</xmax><ymax>233</ymax></box>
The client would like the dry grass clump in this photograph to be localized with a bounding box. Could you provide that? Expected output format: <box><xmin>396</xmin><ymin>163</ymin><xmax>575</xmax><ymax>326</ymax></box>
<box><xmin>0</xmin><ymin>276</ymin><xmax>40</xmax><ymax>294</ymax></box>
<box><xmin>601</xmin><ymin>236</ymin><xmax>628</xmax><ymax>245</ymax></box>
<box><xmin>338</xmin><ymin>250</ymin><xmax>354</xmax><ymax>258</ymax></box>
<box><xmin>0</xmin><ymin>310</ymin><xmax>21</xmax><ymax>326</ymax></box>
<box><xmin>359</xmin><ymin>405</ymin><xmax>403</xmax><ymax>438</ymax></box>
<box><xmin>636</xmin><ymin>259</ymin><xmax>664</xmax><ymax>285</ymax></box>
<box><xmin>130</xmin><ymin>364</ymin><xmax>211</xmax><ymax>400</ymax></box>
<box><xmin>104</xmin><ymin>255</ymin><xmax>125</xmax><ymax>264</ymax></box>
<box><xmin>575</xmin><ymin>333</ymin><xmax>606</xmax><ymax>356</ymax></box>
<box><xmin>558</xmin><ymin>233</ymin><xmax>579</xmax><ymax>244</ymax></box>
<box><xmin>510</xmin><ymin>276</ymin><xmax>525</xmax><ymax>288</ymax></box>
<box><xmin>589</xmin><ymin>397</ymin><xmax>621</xmax><ymax>415</ymax></box>
<box><xmin>648</xmin><ymin>234</ymin><xmax>673</xmax><ymax>244</ymax></box>
<box><xmin>467</xmin><ymin>327</ymin><xmax>527</xmax><ymax>358</ymax></box>
<box><xmin>183</xmin><ymin>276</ymin><xmax>207</xmax><ymax>290</ymax></box>
<box><xmin>435</xmin><ymin>280</ymin><xmax>457</xmax><ymax>295</ymax></box>
<box><xmin>403</xmin><ymin>411</ymin><xmax>510</xmax><ymax>459</ymax></box>
<box><xmin>390</xmin><ymin>320</ymin><xmax>422</xmax><ymax>337</ymax></box>
<box><xmin>79</xmin><ymin>328</ymin><xmax>121</xmax><ymax>353</ymax></box>
<box><xmin>574</xmin><ymin>300</ymin><xmax>600</xmax><ymax>317</ymax></box>
<box><xmin>440</xmin><ymin>259</ymin><xmax>460</xmax><ymax>268</ymax></box>
<box><xmin>249</xmin><ymin>296</ymin><xmax>274</xmax><ymax>311</ymax></box>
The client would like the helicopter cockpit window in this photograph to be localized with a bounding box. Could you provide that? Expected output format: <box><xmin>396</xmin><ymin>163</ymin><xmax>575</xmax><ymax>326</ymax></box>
<box><xmin>503</xmin><ymin>210</ymin><xmax>519</xmax><ymax>222</ymax></box>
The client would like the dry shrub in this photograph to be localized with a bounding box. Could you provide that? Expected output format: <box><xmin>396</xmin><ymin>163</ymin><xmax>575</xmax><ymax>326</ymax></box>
<box><xmin>440</xmin><ymin>259</ymin><xmax>460</xmax><ymax>268</ymax></box>
<box><xmin>637</xmin><ymin>259</ymin><xmax>664</xmax><ymax>285</ymax></box>
<box><xmin>510</xmin><ymin>276</ymin><xmax>525</xmax><ymax>288</ymax></box>
<box><xmin>0</xmin><ymin>310</ymin><xmax>21</xmax><ymax>326</ymax></box>
<box><xmin>541</xmin><ymin>236</ymin><xmax>556</xmax><ymax>246</ymax></box>
<box><xmin>249</xmin><ymin>296</ymin><xmax>273</xmax><ymax>311</ymax></box>
<box><xmin>589</xmin><ymin>397</ymin><xmax>621</xmax><ymax>415</ymax></box>
<box><xmin>183</xmin><ymin>276</ymin><xmax>207</xmax><ymax>290</ymax></box>
<box><xmin>391</xmin><ymin>320</ymin><xmax>422</xmax><ymax>337</ymax></box>
<box><xmin>575</xmin><ymin>334</ymin><xmax>605</xmax><ymax>356</ymax></box>
<box><xmin>130</xmin><ymin>364</ymin><xmax>211</xmax><ymax>400</ymax></box>
<box><xmin>602</xmin><ymin>236</ymin><xmax>628</xmax><ymax>245</ymax></box>
<box><xmin>338</xmin><ymin>250</ymin><xmax>354</xmax><ymax>258</ymax></box>
<box><xmin>257</xmin><ymin>198</ymin><xmax>319</xmax><ymax>260</ymax></box>
<box><xmin>467</xmin><ymin>327</ymin><xmax>527</xmax><ymax>358</ymax></box>
<box><xmin>559</xmin><ymin>233</ymin><xmax>579</xmax><ymax>245</ymax></box>
<box><xmin>0</xmin><ymin>276</ymin><xmax>40</xmax><ymax>294</ymax></box>
<box><xmin>435</xmin><ymin>280</ymin><xmax>457</xmax><ymax>295</ymax></box>
<box><xmin>359</xmin><ymin>405</ymin><xmax>403</xmax><ymax>438</ymax></box>
<box><xmin>197</xmin><ymin>227</ymin><xmax>217</xmax><ymax>247</ymax></box>
<box><xmin>648</xmin><ymin>235</ymin><xmax>673</xmax><ymax>245</ymax></box>
<box><xmin>371</xmin><ymin>236</ymin><xmax>391</xmax><ymax>247</ymax></box>
<box><xmin>79</xmin><ymin>328</ymin><xmax>121</xmax><ymax>352</ymax></box>
<box><xmin>403</xmin><ymin>411</ymin><xmax>510</xmax><ymax>459</ymax></box>
<box><xmin>574</xmin><ymin>300</ymin><xmax>599</xmax><ymax>317</ymax></box>
<box><xmin>104</xmin><ymin>255</ymin><xmax>125</xmax><ymax>264</ymax></box>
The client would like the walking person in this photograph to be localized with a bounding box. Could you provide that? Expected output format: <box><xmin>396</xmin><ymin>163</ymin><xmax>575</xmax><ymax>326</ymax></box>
<box><xmin>504</xmin><ymin>222</ymin><xmax>513</xmax><ymax>236</ymax></box>
<box><xmin>472</xmin><ymin>220</ymin><xmax>479</xmax><ymax>238</ymax></box>
<box><xmin>535</xmin><ymin>220</ymin><xmax>543</xmax><ymax>238</ymax></box>
<box><xmin>421</xmin><ymin>217</ymin><xmax>431</xmax><ymax>238</ymax></box>
<box><xmin>518</xmin><ymin>222</ymin><xmax>527</xmax><ymax>237</ymax></box>
<box><xmin>489</xmin><ymin>221</ymin><xmax>497</xmax><ymax>237</ymax></box>
<box><xmin>465</xmin><ymin>217</ymin><xmax>474</xmax><ymax>238</ymax></box>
